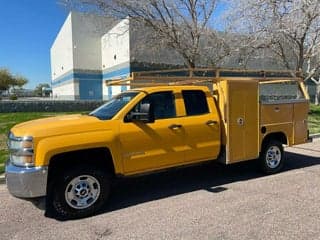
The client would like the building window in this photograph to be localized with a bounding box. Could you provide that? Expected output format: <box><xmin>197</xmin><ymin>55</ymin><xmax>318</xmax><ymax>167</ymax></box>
<box><xmin>114</xmin><ymin>54</ymin><xmax>117</xmax><ymax>60</ymax></box>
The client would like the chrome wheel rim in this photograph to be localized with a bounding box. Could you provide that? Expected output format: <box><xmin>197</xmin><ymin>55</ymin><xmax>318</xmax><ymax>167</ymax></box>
<box><xmin>266</xmin><ymin>146</ymin><xmax>281</xmax><ymax>169</ymax></box>
<box><xmin>65</xmin><ymin>175</ymin><xmax>101</xmax><ymax>209</ymax></box>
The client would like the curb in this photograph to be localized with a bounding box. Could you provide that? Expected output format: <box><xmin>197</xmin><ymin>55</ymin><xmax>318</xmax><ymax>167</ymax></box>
<box><xmin>0</xmin><ymin>174</ymin><xmax>5</xmax><ymax>185</ymax></box>
<box><xmin>310</xmin><ymin>133</ymin><xmax>320</xmax><ymax>139</ymax></box>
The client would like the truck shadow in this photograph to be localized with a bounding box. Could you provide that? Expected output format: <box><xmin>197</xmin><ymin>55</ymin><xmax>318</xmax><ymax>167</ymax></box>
<box><xmin>102</xmin><ymin>151</ymin><xmax>320</xmax><ymax>213</ymax></box>
<box><xmin>46</xmin><ymin>151</ymin><xmax>320</xmax><ymax>220</ymax></box>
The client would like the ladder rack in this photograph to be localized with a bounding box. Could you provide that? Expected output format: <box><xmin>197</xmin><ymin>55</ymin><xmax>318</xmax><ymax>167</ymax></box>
<box><xmin>105</xmin><ymin>68</ymin><xmax>302</xmax><ymax>86</ymax></box>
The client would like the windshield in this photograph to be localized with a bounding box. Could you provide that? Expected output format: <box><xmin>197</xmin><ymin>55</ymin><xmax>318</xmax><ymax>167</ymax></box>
<box><xmin>89</xmin><ymin>91</ymin><xmax>139</xmax><ymax>120</ymax></box>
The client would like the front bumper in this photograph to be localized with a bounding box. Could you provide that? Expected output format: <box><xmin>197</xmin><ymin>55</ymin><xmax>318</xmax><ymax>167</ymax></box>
<box><xmin>5</xmin><ymin>160</ymin><xmax>48</xmax><ymax>198</ymax></box>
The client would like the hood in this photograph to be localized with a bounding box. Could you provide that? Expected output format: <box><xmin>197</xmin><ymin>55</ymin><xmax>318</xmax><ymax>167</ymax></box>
<box><xmin>11</xmin><ymin>114</ymin><xmax>112</xmax><ymax>138</ymax></box>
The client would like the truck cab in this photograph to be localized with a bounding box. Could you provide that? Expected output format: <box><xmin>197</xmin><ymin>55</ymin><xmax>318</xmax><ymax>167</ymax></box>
<box><xmin>114</xmin><ymin>86</ymin><xmax>221</xmax><ymax>174</ymax></box>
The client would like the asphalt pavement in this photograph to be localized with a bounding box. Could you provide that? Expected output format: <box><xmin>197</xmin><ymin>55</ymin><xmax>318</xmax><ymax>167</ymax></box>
<box><xmin>1</xmin><ymin>140</ymin><xmax>320</xmax><ymax>240</ymax></box>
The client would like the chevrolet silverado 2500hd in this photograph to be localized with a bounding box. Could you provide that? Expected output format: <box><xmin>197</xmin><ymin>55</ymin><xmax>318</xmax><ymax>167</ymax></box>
<box><xmin>6</xmin><ymin>68</ymin><xmax>310</xmax><ymax>219</ymax></box>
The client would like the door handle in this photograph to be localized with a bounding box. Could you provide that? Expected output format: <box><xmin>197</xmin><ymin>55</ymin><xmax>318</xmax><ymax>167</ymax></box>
<box><xmin>168</xmin><ymin>124</ymin><xmax>182</xmax><ymax>130</ymax></box>
<box><xmin>206</xmin><ymin>120</ymin><xmax>218</xmax><ymax>126</ymax></box>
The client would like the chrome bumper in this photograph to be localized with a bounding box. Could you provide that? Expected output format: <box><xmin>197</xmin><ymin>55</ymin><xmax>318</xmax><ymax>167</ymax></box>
<box><xmin>5</xmin><ymin>160</ymin><xmax>48</xmax><ymax>198</ymax></box>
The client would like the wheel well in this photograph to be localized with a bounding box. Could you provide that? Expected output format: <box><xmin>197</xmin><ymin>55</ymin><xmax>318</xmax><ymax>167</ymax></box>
<box><xmin>47</xmin><ymin>148</ymin><xmax>115</xmax><ymax>184</ymax></box>
<box><xmin>261</xmin><ymin>132</ymin><xmax>287</xmax><ymax>148</ymax></box>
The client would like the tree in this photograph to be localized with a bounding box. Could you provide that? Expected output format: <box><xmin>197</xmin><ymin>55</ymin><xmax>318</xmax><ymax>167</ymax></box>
<box><xmin>34</xmin><ymin>83</ymin><xmax>50</xmax><ymax>97</ymax></box>
<box><xmin>61</xmin><ymin>0</ymin><xmax>229</xmax><ymax>68</ymax></box>
<box><xmin>226</xmin><ymin>0</ymin><xmax>320</xmax><ymax>104</ymax></box>
<box><xmin>0</xmin><ymin>68</ymin><xmax>14</xmax><ymax>91</ymax></box>
<box><xmin>14</xmin><ymin>76</ymin><xmax>28</xmax><ymax>89</ymax></box>
<box><xmin>0</xmin><ymin>68</ymin><xmax>28</xmax><ymax>96</ymax></box>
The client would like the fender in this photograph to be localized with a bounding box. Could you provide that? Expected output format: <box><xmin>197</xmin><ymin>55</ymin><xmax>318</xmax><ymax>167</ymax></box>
<box><xmin>260</xmin><ymin>124</ymin><xmax>292</xmax><ymax>149</ymax></box>
<box><xmin>34</xmin><ymin>129</ymin><xmax>123</xmax><ymax>174</ymax></box>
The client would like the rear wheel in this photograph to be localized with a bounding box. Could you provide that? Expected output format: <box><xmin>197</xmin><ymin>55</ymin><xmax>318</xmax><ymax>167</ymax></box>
<box><xmin>51</xmin><ymin>165</ymin><xmax>110</xmax><ymax>219</ymax></box>
<box><xmin>259</xmin><ymin>140</ymin><xmax>284</xmax><ymax>174</ymax></box>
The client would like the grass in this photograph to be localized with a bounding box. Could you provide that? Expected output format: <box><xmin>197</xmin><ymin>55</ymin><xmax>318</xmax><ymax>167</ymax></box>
<box><xmin>309</xmin><ymin>104</ymin><xmax>320</xmax><ymax>135</ymax></box>
<box><xmin>0</xmin><ymin>149</ymin><xmax>8</xmax><ymax>174</ymax></box>
<box><xmin>0</xmin><ymin>112</ymin><xmax>84</xmax><ymax>174</ymax></box>
<box><xmin>0</xmin><ymin>106</ymin><xmax>319</xmax><ymax>175</ymax></box>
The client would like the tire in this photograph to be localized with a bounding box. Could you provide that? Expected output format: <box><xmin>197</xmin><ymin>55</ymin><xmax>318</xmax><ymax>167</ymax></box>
<box><xmin>51</xmin><ymin>165</ymin><xmax>110</xmax><ymax>219</ymax></box>
<box><xmin>259</xmin><ymin>140</ymin><xmax>284</xmax><ymax>174</ymax></box>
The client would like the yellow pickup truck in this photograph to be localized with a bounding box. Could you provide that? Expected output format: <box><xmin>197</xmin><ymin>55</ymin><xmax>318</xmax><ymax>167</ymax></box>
<box><xmin>6</xmin><ymin>69</ymin><xmax>310</xmax><ymax>219</ymax></box>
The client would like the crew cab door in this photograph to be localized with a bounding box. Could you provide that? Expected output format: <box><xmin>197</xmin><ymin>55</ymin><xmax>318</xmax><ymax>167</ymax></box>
<box><xmin>119</xmin><ymin>91</ymin><xmax>185</xmax><ymax>174</ymax></box>
<box><xmin>179</xmin><ymin>90</ymin><xmax>221</xmax><ymax>163</ymax></box>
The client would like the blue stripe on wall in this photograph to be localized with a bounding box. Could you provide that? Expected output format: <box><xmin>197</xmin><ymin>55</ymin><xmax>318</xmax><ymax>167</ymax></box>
<box><xmin>53</xmin><ymin>66</ymin><xmax>130</xmax><ymax>87</ymax></box>
<box><xmin>52</xmin><ymin>71</ymin><xmax>103</xmax><ymax>100</ymax></box>
<box><xmin>74</xmin><ymin>72</ymin><xmax>102</xmax><ymax>79</ymax></box>
<box><xmin>108</xmin><ymin>86</ymin><xmax>112</xmax><ymax>99</ymax></box>
<box><xmin>103</xmin><ymin>67</ymin><xmax>130</xmax><ymax>79</ymax></box>
<box><xmin>52</xmin><ymin>66</ymin><xmax>131</xmax><ymax>100</ymax></box>
<box><xmin>51</xmin><ymin>79</ymin><xmax>75</xmax><ymax>87</ymax></box>
<box><xmin>52</xmin><ymin>71</ymin><xmax>102</xmax><ymax>87</ymax></box>
<box><xmin>121</xmin><ymin>86</ymin><xmax>127</xmax><ymax>92</ymax></box>
<box><xmin>103</xmin><ymin>66</ymin><xmax>130</xmax><ymax>99</ymax></box>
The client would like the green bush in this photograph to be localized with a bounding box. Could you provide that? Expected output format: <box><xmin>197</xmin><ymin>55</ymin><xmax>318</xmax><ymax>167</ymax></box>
<box><xmin>9</xmin><ymin>95</ymin><xmax>18</xmax><ymax>100</ymax></box>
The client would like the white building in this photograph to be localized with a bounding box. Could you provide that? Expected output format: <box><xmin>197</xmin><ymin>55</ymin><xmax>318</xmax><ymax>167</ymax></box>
<box><xmin>51</xmin><ymin>12</ymin><xmax>113</xmax><ymax>100</ymax></box>
<box><xmin>101</xmin><ymin>17</ymin><xmax>130</xmax><ymax>100</ymax></box>
<box><xmin>51</xmin><ymin>12</ymin><xmax>184</xmax><ymax>100</ymax></box>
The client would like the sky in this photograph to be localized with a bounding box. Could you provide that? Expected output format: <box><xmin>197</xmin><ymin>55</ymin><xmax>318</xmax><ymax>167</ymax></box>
<box><xmin>0</xmin><ymin>0</ymin><xmax>69</xmax><ymax>89</ymax></box>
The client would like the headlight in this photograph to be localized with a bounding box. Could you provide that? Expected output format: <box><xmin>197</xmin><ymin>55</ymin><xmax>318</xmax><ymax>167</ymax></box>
<box><xmin>8</xmin><ymin>137</ymin><xmax>33</xmax><ymax>149</ymax></box>
<box><xmin>8</xmin><ymin>132</ymin><xmax>34</xmax><ymax>167</ymax></box>
<box><xmin>10</xmin><ymin>154</ymin><xmax>34</xmax><ymax>167</ymax></box>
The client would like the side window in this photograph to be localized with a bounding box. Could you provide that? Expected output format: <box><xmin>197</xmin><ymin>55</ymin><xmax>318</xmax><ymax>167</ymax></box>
<box><xmin>133</xmin><ymin>91</ymin><xmax>176</xmax><ymax>120</ymax></box>
<box><xmin>259</xmin><ymin>81</ymin><xmax>306</xmax><ymax>103</ymax></box>
<box><xmin>182</xmin><ymin>90</ymin><xmax>209</xmax><ymax>116</ymax></box>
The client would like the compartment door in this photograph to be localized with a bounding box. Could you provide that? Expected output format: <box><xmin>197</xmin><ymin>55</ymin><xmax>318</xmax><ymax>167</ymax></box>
<box><xmin>227</xmin><ymin>81</ymin><xmax>259</xmax><ymax>163</ymax></box>
<box><xmin>293</xmin><ymin>101</ymin><xmax>309</xmax><ymax>144</ymax></box>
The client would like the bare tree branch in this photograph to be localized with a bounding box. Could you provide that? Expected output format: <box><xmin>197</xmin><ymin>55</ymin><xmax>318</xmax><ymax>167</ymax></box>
<box><xmin>60</xmin><ymin>0</ymin><xmax>225</xmax><ymax>68</ymax></box>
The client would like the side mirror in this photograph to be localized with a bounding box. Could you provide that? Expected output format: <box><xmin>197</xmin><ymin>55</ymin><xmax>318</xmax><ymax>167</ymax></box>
<box><xmin>127</xmin><ymin>103</ymin><xmax>154</xmax><ymax>123</ymax></box>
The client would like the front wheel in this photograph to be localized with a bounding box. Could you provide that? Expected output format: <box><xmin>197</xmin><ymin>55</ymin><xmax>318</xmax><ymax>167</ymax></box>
<box><xmin>259</xmin><ymin>140</ymin><xmax>284</xmax><ymax>174</ymax></box>
<box><xmin>51</xmin><ymin>165</ymin><xmax>110</xmax><ymax>219</ymax></box>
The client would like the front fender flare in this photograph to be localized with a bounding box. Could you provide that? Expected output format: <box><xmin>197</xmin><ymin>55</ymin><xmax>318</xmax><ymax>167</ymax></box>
<box><xmin>34</xmin><ymin>130</ymin><xmax>123</xmax><ymax>174</ymax></box>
